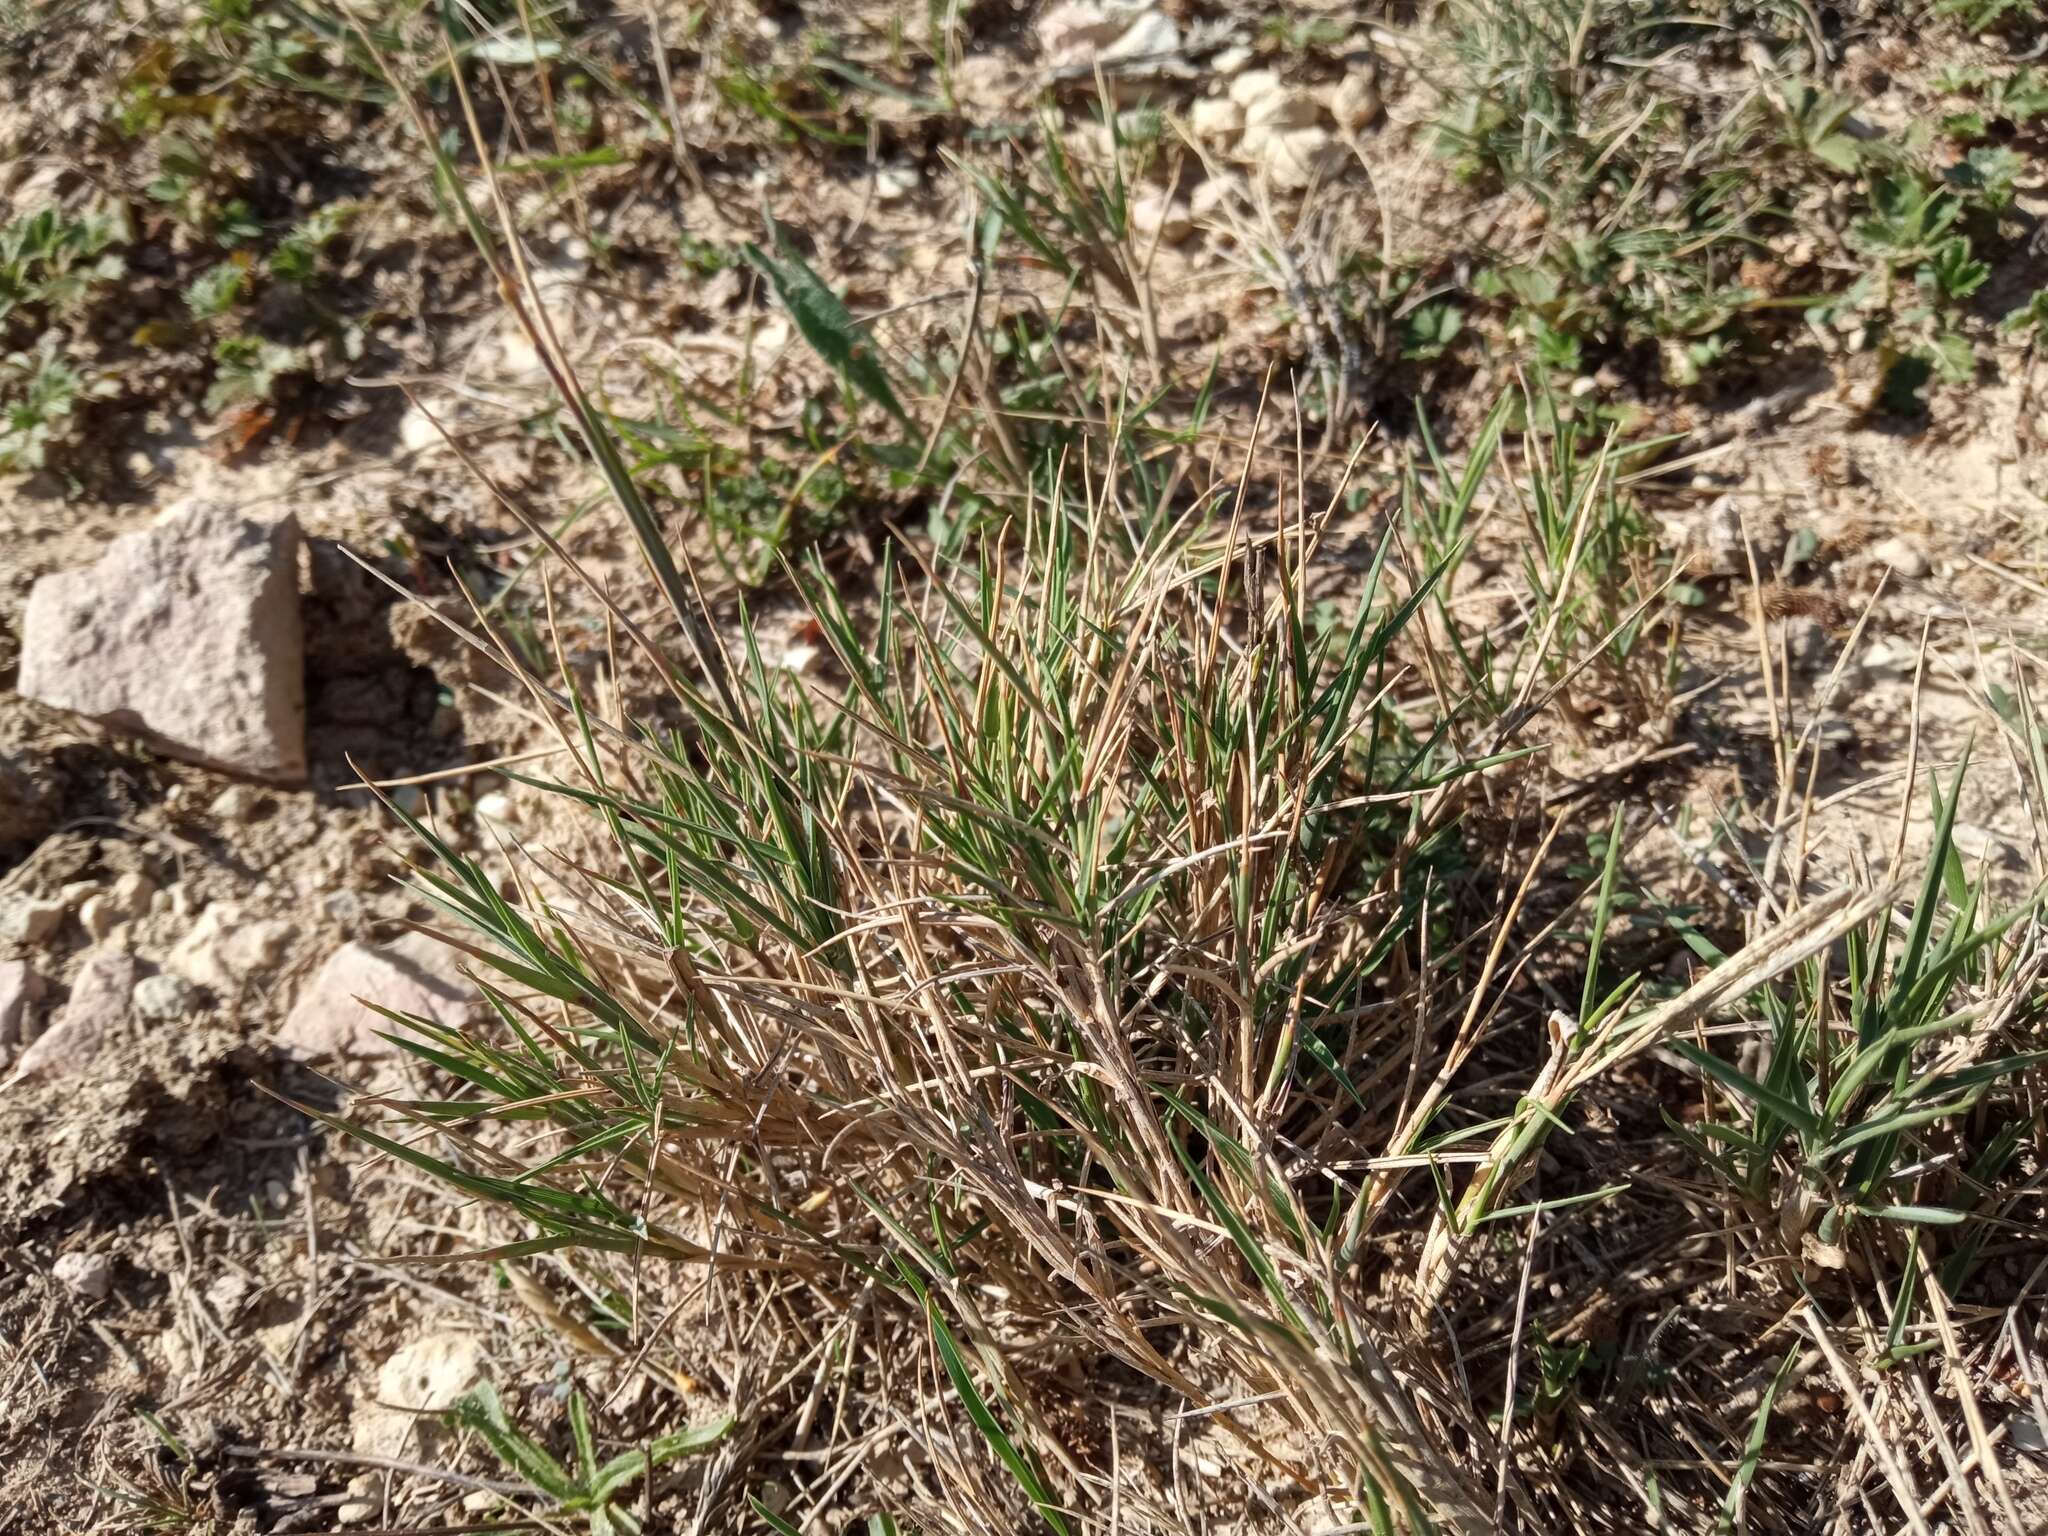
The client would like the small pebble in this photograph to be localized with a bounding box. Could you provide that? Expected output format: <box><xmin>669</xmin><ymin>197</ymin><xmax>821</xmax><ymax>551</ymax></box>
<box><xmin>0</xmin><ymin>960</ymin><xmax>43</xmax><ymax>1049</ymax></box>
<box><xmin>1189</xmin><ymin>96</ymin><xmax>1245</xmax><ymax>140</ymax></box>
<box><xmin>1131</xmin><ymin>191</ymin><xmax>1194</xmax><ymax>245</ymax></box>
<box><xmin>873</xmin><ymin>163</ymin><xmax>921</xmax><ymax>202</ymax></box>
<box><xmin>209</xmin><ymin>782</ymin><xmax>264</xmax><ymax>821</ymax></box>
<box><xmin>133</xmin><ymin>972</ymin><xmax>198</xmax><ymax>1022</ymax></box>
<box><xmin>111</xmin><ymin>871</ymin><xmax>156</xmax><ymax>915</ymax></box>
<box><xmin>1869</xmin><ymin>535</ymin><xmax>1929</xmax><ymax>580</ymax></box>
<box><xmin>78</xmin><ymin>894</ymin><xmax>119</xmax><ymax>941</ymax></box>
<box><xmin>52</xmin><ymin>1250</ymin><xmax>113</xmax><ymax>1302</ymax></box>
<box><xmin>1328</xmin><ymin>71</ymin><xmax>1381</xmax><ymax>132</ymax></box>
<box><xmin>81</xmin><ymin>870</ymin><xmax>158</xmax><ymax>939</ymax></box>
<box><xmin>472</xmin><ymin>792</ymin><xmax>517</xmax><ymax>826</ymax></box>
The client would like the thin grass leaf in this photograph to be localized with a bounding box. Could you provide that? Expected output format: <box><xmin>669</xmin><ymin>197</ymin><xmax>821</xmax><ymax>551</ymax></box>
<box><xmin>1671</xmin><ymin>1040</ymin><xmax>1822</xmax><ymax>1136</ymax></box>
<box><xmin>921</xmin><ymin>1290</ymin><xmax>1072</xmax><ymax>1535</ymax></box>
<box><xmin>1717</xmin><ymin>1345</ymin><xmax>1799</xmax><ymax>1534</ymax></box>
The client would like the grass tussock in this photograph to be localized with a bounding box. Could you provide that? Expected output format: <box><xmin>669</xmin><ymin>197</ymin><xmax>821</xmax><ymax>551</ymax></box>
<box><xmin>248</xmin><ymin>10</ymin><xmax>2048</xmax><ymax>1534</ymax></box>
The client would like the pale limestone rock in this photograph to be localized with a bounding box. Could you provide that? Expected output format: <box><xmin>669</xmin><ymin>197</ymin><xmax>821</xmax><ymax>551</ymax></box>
<box><xmin>278</xmin><ymin>935</ymin><xmax>473</xmax><ymax>1060</ymax></box>
<box><xmin>18</xmin><ymin>504</ymin><xmax>305</xmax><ymax>782</ymax></box>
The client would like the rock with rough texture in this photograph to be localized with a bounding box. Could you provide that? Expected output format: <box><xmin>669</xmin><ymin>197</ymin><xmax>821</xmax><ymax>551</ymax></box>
<box><xmin>471</xmin><ymin>791</ymin><xmax>517</xmax><ymax>827</ymax></box>
<box><xmin>1244</xmin><ymin>125</ymin><xmax>1341</xmax><ymax>191</ymax></box>
<box><xmin>52</xmin><ymin>1250</ymin><xmax>114</xmax><ymax>1302</ymax></box>
<box><xmin>133</xmin><ymin>972</ymin><xmax>198</xmax><ymax>1022</ymax></box>
<box><xmin>0</xmin><ymin>961</ymin><xmax>45</xmax><ymax>1061</ymax></box>
<box><xmin>1229</xmin><ymin>68</ymin><xmax>1282</xmax><ymax>109</ymax></box>
<box><xmin>1230</xmin><ymin>69</ymin><xmax>1316</xmax><ymax>122</ymax></box>
<box><xmin>278</xmin><ymin>935</ymin><xmax>473</xmax><ymax>1060</ymax></box>
<box><xmin>379</xmin><ymin>1332</ymin><xmax>486</xmax><ymax>1411</ymax></box>
<box><xmin>18</xmin><ymin>504</ymin><xmax>306</xmax><ymax>782</ymax></box>
<box><xmin>1097</xmin><ymin>8</ymin><xmax>1178</xmax><ymax>62</ymax></box>
<box><xmin>0</xmin><ymin>899</ymin><xmax>64</xmax><ymax>947</ymax></box>
<box><xmin>79</xmin><ymin>871</ymin><xmax>156</xmax><ymax>942</ymax></box>
<box><xmin>1239</xmin><ymin>82</ymin><xmax>1321</xmax><ymax>135</ymax></box>
<box><xmin>355</xmin><ymin>1331</ymin><xmax>487</xmax><ymax>1454</ymax></box>
<box><xmin>1036</xmin><ymin>1</ymin><xmax>1179</xmax><ymax>68</ymax></box>
<box><xmin>1131</xmin><ymin>191</ymin><xmax>1194</xmax><ymax>245</ymax></box>
<box><xmin>1189</xmin><ymin>96</ymin><xmax>1245</xmax><ymax>141</ymax></box>
<box><xmin>1687</xmin><ymin>493</ymin><xmax>1750</xmax><ymax>575</ymax></box>
<box><xmin>207</xmin><ymin>782</ymin><xmax>268</xmax><ymax>822</ymax></box>
<box><xmin>14</xmin><ymin>948</ymin><xmax>140</xmax><ymax>1080</ymax></box>
<box><xmin>1329</xmin><ymin>71</ymin><xmax>1382</xmax><ymax>132</ymax></box>
<box><xmin>168</xmin><ymin>902</ymin><xmax>294</xmax><ymax>994</ymax></box>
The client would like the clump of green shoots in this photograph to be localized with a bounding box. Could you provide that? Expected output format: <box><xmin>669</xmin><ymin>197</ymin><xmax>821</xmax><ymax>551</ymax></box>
<box><xmin>450</xmin><ymin>1381</ymin><xmax>731</xmax><ymax>1535</ymax></box>
<box><xmin>1666</xmin><ymin>746</ymin><xmax>2047</xmax><ymax>1273</ymax></box>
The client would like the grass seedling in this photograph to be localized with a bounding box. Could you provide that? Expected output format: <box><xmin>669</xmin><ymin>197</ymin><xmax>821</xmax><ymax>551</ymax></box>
<box><xmin>1666</xmin><ymin>748</ymin><xmax>2048</xmax><ymax>1260</ymax></box>
<box><xmin>451</xmin><ymin>1380</ymin><xmax>732</xmax><ymax>1534</ymax></box>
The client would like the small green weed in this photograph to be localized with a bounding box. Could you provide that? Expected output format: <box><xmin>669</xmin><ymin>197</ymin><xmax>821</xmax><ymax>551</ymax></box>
<box><xmin>451</xmin><ymin>1380</ymin><xmax>731</xmax><ymax>1536</ymax></box>
<box><xmin>204</xmin><ymin>334</ymin><xmax>312</xmax><ymax>414</ymax></box>
<box><xmin>1930</xmin><ymin>0</ymin><xmax>2045</xmax><ymax>33</ymax></box>
<box><xmin>0</xmin><ymin>204</ymin><xmax>127</xmax><ymax>323</ymax></box>
<box><xmin>1936</xmin><ymin>63</ymin><xmax>2048</xmax><ymax>137</ymax></box>
<box><xmin>0</xmin><ymin>338</ymin><xmax>116</xmax><ymax>473</ymax></box>
<box><xmin>1404</xmin><ymin>394</ymin><xmax>1681</xmax><ymax>738</ymax></box>
<box><xmin>0</xmin><ymin>204</ymin><xmax>128</xmax><ymax>473</ymax></box>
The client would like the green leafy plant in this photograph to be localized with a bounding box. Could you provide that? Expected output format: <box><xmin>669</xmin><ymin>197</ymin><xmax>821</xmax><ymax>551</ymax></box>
<box><xmin>1777</xmin><ymin>83</ymin><xmax>1864</xmax><ymax>174</ymax></box>
<box><xmin>1937</xmin><ymin>64</ymin><xmax>2048</xmax><ymax>138</ymax></box>
<box><xmin>1514</xmin><ymin>1330</ymin><xmax>1592</xmax><ymax>1422</ymax></box>
<box><xmin>1850</xmin><ymin>174</ymin><xmax>1967</xmax><ymax>273</ymax></box>
<box><xmin>451</xmin><ymin>1381</ymin><xmax>731</xmax><ymax>1535</ymax></box>
<box><xmin>184</xmin><ymin>260</ymin><xmax>248</xmax><ymax>319</ymax></box>
<box><xmin>716</xmin><ymin>57</ymin><xmax>866</xmax><ymax>147</ymax></box>
<box><xmin>2003</xmin><ymin>288</ymin><xmax>2048</xmax><ymax>336</ymax></box>
<box><xmin>269</xmin><ymin>203</ymin><xmax>355</xmax><ymax>284</ymax></box>
<box><xmin>741</xmin><ymin>233</ymin><xmax>910</xmax><ymax>428</ymax></box>
<box><xmin>0</xmin><ymin>339</ymin><xmax>116</xmax><ymax>472</ymax></box>
<box><xmin>0</xmin><ymin>204</ymin><xmax>127</xmax><ymax>324</ymax></box>
<box><xmin>1401</xmin><ymin>298</ymin><xmax>1464</xmax><ymax>361</ymax></box>
<box><xmin>1947</xmin><ymin>145</ymin><xmax>2026</xmax><ymax>211</ymax></box>
<box><xmin>1918</xmin><ymin>235</ymin><xmax>1990</xmax><ymax>302</ymax></box>
<box><xmin>1931</xmin><ymin>0</ymin><xmax>2044</xmax><ymax>32</ymax></box>
<box><xmin>204</xmin><ymin>334</ymin><xmax>306</xmax><ymax>413</ymax></box>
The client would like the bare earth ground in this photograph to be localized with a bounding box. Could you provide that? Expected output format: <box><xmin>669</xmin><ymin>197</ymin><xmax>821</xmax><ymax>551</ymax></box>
<box><xmin>3</xmin><ymin>0</ymin><xmax>2048</xmax><ymax>1532</ymax></box>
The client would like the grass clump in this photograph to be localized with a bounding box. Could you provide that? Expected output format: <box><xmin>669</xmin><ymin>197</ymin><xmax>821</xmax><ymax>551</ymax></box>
<box><xmin>1669</xmin><ymin>749</ymin><xmax>2048</xmax><ymax>1268</ymax></box>
<box><xmin>348</xmin><ymin>417</ymin><xmax>1505</xmax><ymax>1523</ymax></box>
<box><xmin>349</xmin><ymin>333</ymin><xmax>2048</xmax><ymax>1527</ymax></box>
<box><xmin>288</xmin><ymin>15</ymin><xmax>2048</xmax><ymax>1534</ymax></box>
